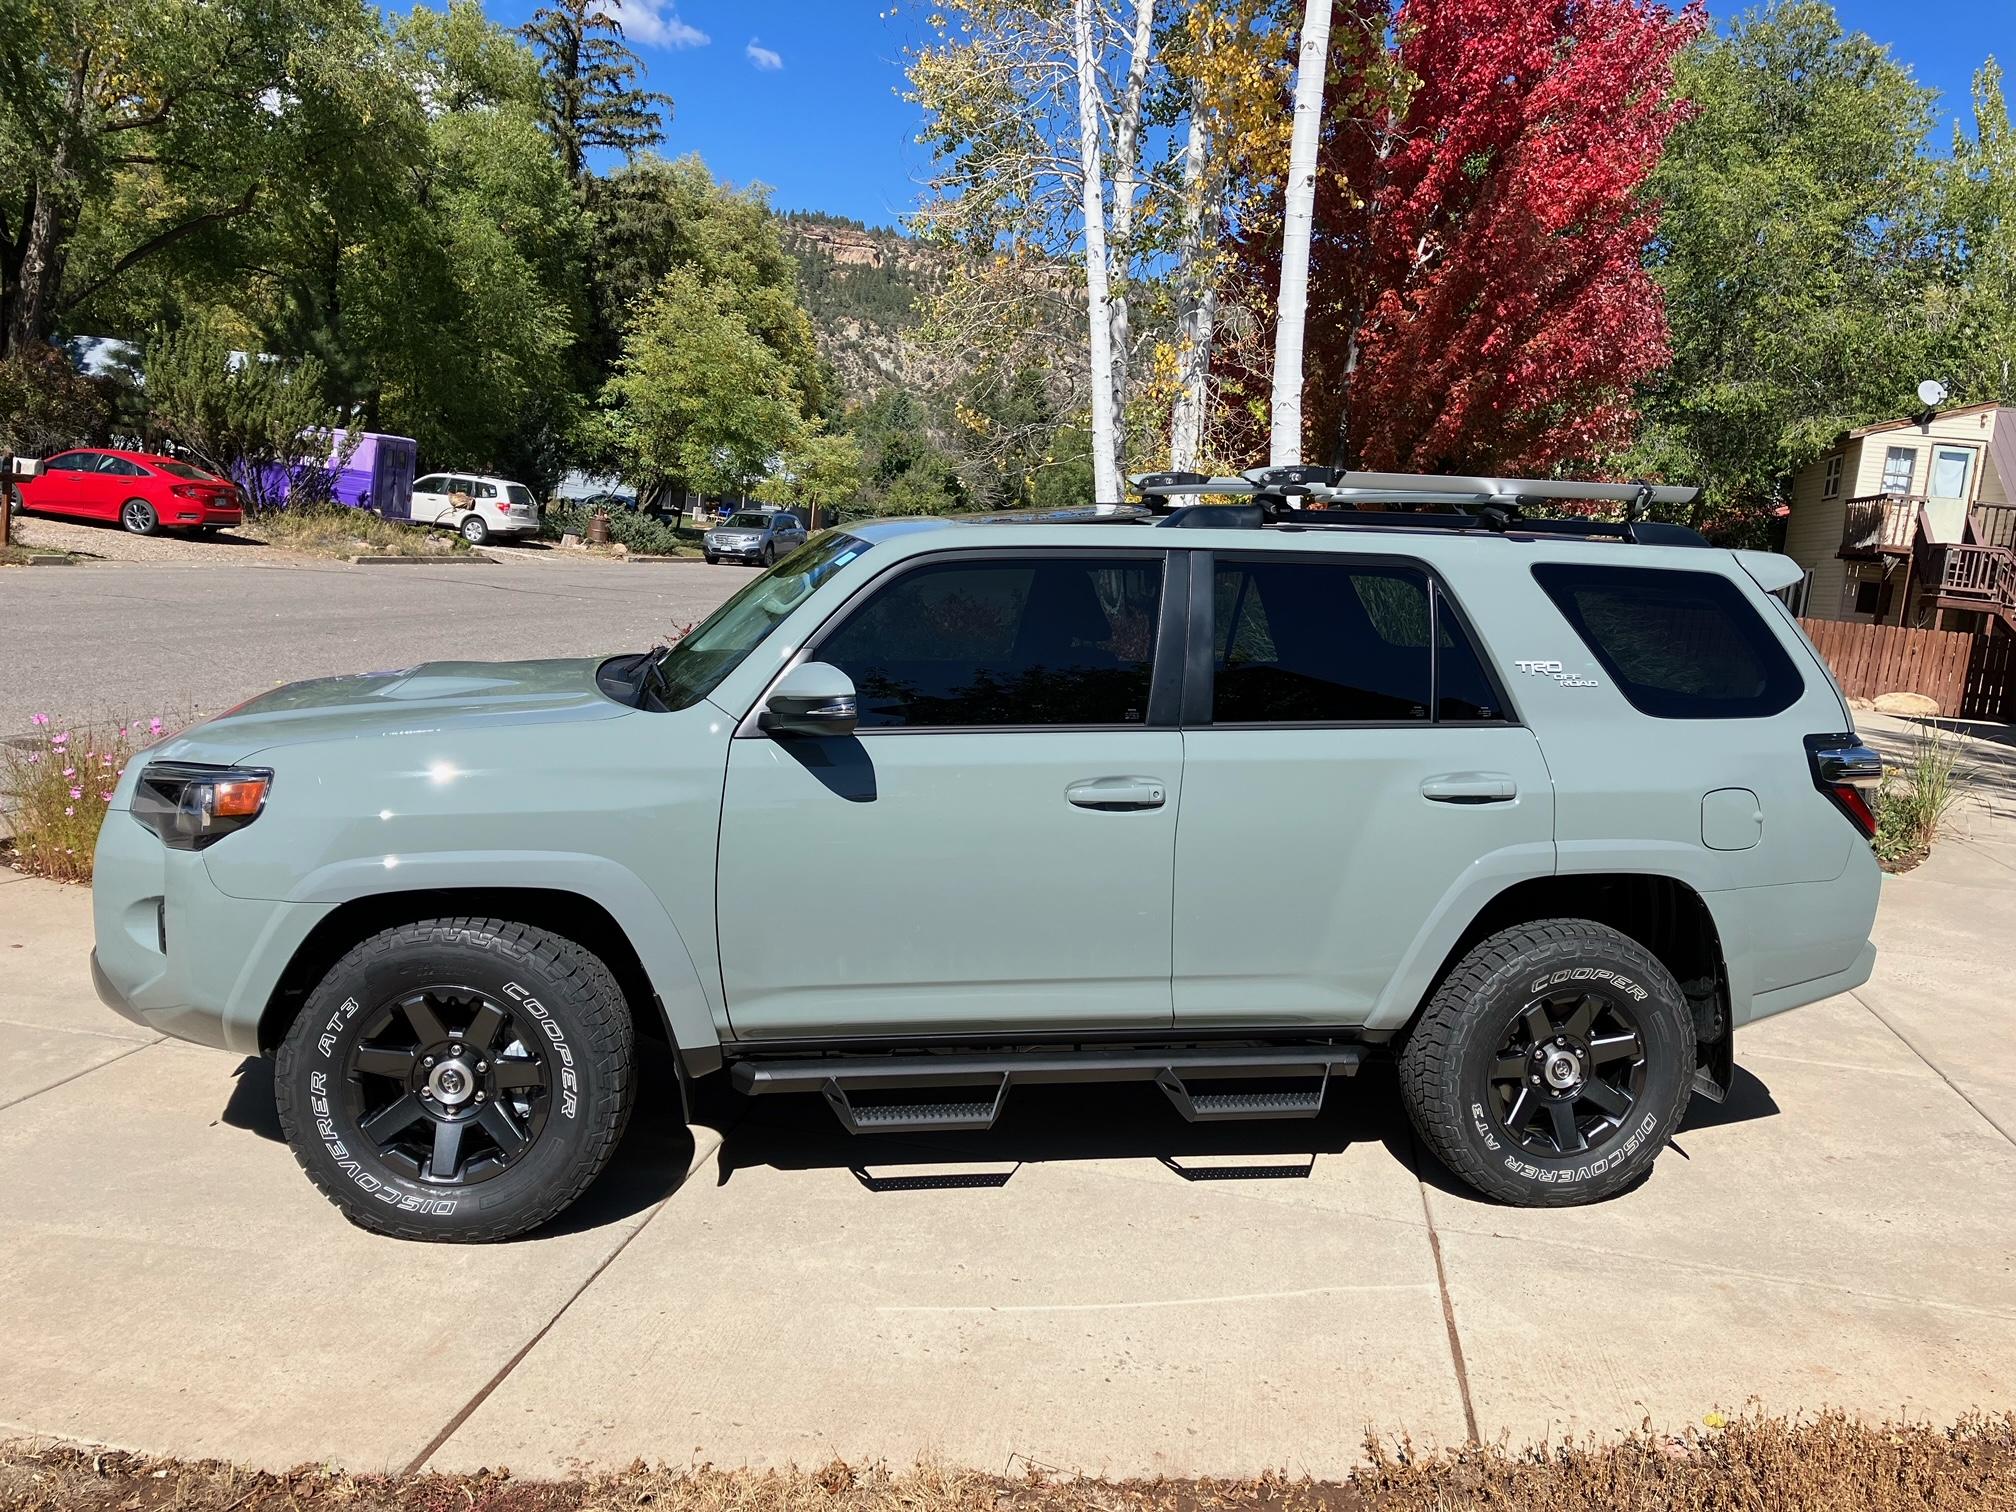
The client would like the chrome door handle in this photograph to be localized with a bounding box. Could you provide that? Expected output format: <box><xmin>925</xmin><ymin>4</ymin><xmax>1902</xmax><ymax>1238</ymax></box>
<box><xmin>1421</xmin><ymin>772</ymin><xmax>1517</xmax><ymax>804</ymax></box>
<box><xmin>1066</xmin><ymin>777</ymin><xmax>1168</xmax><ymax>811</ymax></box>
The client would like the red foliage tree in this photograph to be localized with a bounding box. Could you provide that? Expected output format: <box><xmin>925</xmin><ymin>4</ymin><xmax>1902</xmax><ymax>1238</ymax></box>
<box><xmin>1226</xmin><ymin>0</ymin><xmax>1702</xmax><ymax>475</ymax></box>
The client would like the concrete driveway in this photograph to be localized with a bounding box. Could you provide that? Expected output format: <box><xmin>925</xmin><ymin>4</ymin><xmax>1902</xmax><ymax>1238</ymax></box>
<box><xmin>1</xmin><ymin>839</ymin><xmax>2013</xmax><ymax>1478</ymax></box>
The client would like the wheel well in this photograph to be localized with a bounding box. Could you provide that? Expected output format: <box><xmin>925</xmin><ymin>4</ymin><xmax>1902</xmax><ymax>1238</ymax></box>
<box><xmin>257</xmin><ymin>888</ymin><xmax>667</xmax><ymax>1054</ymax></box>
<box><xmin>1428</xmin><ymin>873</ymin><xmax>1729</xmax><ymax>1046</ymax></box>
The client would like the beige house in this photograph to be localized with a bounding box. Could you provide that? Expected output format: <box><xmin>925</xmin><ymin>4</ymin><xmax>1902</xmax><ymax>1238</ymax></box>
<box><xmin>1781</xmin><ymin>403</ymin><xmax>2016</xmax><ymax>636</ymax></box>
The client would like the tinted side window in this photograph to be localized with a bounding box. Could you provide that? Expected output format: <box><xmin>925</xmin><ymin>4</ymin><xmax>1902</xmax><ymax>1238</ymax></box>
<box><xmin>413</xmin><ymin>475</ymin><xmax>444</xmax><ymax>492</ymax></box>
<box><xmin>97</xmin><ymin>455</ymin><xmax>146</xmax><ymax>476</ymax></box>
<box><xmin>1531</xmin><ymin>563</ymin><xmax>1803</xmax><ymax>719</ymax></box>
<box><xmin>1211</xmin><ymin>561</ymin><xmax>1419</xmax><ymax>723</ymax></box>
<box><xmin>45</xmin><ymin>453</ymin><xmax>97</xmax><ymax>472</ymax></box>
<box><xmin>816</xmin><ymin>556</ymin><xmax>1162</xmax><ymax>729</ymax></box>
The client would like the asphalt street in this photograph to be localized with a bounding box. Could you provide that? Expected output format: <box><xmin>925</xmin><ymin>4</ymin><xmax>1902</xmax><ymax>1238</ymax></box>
<box><xmin>0</xmin><ymin>555</ymin><xmax>756</xmax><ymax>732</ymax></box>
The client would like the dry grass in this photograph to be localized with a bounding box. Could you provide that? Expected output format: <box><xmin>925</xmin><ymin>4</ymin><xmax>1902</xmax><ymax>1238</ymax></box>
<box><xmin>4</xmin><ymin>1412</ymin><xmax>2015</xmax><ymax>1512</ymax></box>
<box><xmin>0</xmin><ymin>717</ymin><xmax>159</xmax><ymax>883</ymax></box>
<box><xmin>244</xmin><ymin>505</ymin><xmax>470</xmax><ymax>559</ymax></box>
<box><xmin>0</xmin><ymin>543</ymin><xmax>72</xmax><ymax>565</ymax></box>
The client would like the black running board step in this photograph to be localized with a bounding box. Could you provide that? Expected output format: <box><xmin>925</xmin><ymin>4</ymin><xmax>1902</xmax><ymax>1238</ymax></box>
<box><xmin>1154</xmin><ymin>1066</ymin><xmax>1330</xmax><ymax>1122</ymax></box>
<box><xmin>822</xmin><ymin>1076</ymin><xmax>1008</xmax><ymax>1134</ymax></box>
<box><xmin>733</xmin><ymin>1043</ymin><xmax>1365</xmax><ymax>1097</ymax></box>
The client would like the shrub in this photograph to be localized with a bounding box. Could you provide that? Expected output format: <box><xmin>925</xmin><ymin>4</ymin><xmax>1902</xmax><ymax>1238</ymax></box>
<box><xmin>540</xmin><ymin>501</ymin><xmax>698</xmax><ymax>555</ymax></box>
<box><xmin>1</xmin><ymin>716</ymin><xmax>156</xmax><ymax>883</ymax></box>
<box><xmin>1873</xmin><ymin>728</ymin><xmax>1969</xmax><ymax>872</ymax></box>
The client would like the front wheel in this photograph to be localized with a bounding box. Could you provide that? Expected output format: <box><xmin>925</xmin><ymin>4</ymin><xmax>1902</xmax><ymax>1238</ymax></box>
<box><xmin>460</xmin><ymin>514</ymin><xmax>489</xmax><ymax>545</ymax></box>
<box><xmin>274</xmin><ymin>918</ymin><xmax>635</xmax><ymax>1241</ymax></box>
<box><xmin>121</xmin><ymin>497</ymin><xmax>160</xmax><ymax>535</ymax></box>
<box><xmin>1398</xmin><ymin>918</ymin><xmax>1694</xmax><ymax>1207</ymax></box>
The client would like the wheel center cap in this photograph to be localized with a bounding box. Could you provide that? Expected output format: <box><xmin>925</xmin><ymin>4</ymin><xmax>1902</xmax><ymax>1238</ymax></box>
<box><xmin>1541</xmin><ymin>1048</ymin><xmax>1582</xmax><ymax>1092</ymax></box>
<box><xmin>428</xmin><ymin>1060</ymin><xmax>476</xmax><ymax>1107</ymax></box>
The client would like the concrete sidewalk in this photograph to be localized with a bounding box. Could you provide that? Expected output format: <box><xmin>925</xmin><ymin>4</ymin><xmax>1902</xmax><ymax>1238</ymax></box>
<box><xmin>2</xmin><ymin>843</ymin><xmax>2012</xmax><ymax>1478</ymax></box>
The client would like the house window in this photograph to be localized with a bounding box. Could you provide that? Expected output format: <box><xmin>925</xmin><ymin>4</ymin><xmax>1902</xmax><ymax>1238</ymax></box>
<box><xmin>1822</xmin><ymin>455</ymin><xmax>1842</xmax><ymax>499</ymax></box>
<box><xmin>1854</xmin><ymin>579</ymin><xmax>1882</xmax><ymax>616</ymax></box>
<box><xmin>1881</xmin><ymin>446</ymin><xmax>1916</xmax><ymax>495</ymax></box>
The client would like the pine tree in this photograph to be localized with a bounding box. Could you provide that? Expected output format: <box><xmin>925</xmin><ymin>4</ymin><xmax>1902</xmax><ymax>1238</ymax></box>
<box><xmin>522</xmin><ymin>0</ymin><xmax>672</xmax><ymax>188</ymax></box>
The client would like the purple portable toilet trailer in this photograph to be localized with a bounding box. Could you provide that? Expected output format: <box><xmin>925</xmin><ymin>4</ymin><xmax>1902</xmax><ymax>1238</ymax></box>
<box><xmin>331</xmin><ymin>431</ymin><xmax>420</xmax><ymax>518</ymax></box>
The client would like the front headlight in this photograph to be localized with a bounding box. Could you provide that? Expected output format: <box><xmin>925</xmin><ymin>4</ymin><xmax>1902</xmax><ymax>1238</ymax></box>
<box><xmin>131</xmin><ymin>762</ymin><xmax>274</xmax><ymax>850</ymax></box>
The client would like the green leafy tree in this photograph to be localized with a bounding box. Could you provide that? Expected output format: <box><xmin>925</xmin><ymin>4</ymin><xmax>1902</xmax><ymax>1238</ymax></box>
<box><xmin>142</xmin><ymin>317</ymin><xmax>355</xmax><ymax>509</ymax></box>
<box><xmin>1935</xmin><ymin>62</ymin><xmax>2016</xmax><ymax>404</ymax></box>
<box><xmin>1632</xmin><ymin>0</ymin><xmax>1944</xmax><ymax>526</ymax></box>
<box><xmin>755</xmin><ymin>428</ymin><xmax>865</xmax><ymax>526</ymax></box>
<box><xmin>521</xmin><ymin>0</ymin><xmax>671</xmax><ymax>188</ymax></box>
<box><xmin>0</xmin><ymin>343</ymin><xmax>109</xmax><ymax>454</ymax></box>
<box><xmin>598</xmin><ymin>264</ymin><xmax>808</xmax><ymax>497</ymax></box>
<box><xmin>0</xmin><ymin>0</ymin><xmax>389</xmax><ymax>356</ymax></box>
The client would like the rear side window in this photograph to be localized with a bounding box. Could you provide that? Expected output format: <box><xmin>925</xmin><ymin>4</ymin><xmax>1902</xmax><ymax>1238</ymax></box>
<box><xmin>816</xmin><ymin>555</ymin><xmax>1162</xmax><ymax>729</ymax></box>
<box><xmin>1531</xmin><ymin>564</ymin><xmax>1803</xmax><ymax>719</ymax></box>
<box><xmin>1210</xmin><ymin>558</ymin><xmax>1506</xmax><ymax>724</ymax></box>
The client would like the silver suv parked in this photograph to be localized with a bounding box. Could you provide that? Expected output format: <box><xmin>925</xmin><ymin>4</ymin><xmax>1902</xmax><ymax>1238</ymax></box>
<box><xmin>90</xmin><ymin>467</ymin><xmax>1881</xmax><ymax>1242</ymax></box>
<box><xmin>705</xmin><ymin>509</ymin><xmax>806</xmax><ymax>566</ymax></box>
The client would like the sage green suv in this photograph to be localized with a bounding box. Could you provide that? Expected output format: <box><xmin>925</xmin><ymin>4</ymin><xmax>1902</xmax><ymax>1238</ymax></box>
<box><xmin>90</xmin><ymin>472</ymin><xmax>1883</xmax><ymax>1241</ymax></box>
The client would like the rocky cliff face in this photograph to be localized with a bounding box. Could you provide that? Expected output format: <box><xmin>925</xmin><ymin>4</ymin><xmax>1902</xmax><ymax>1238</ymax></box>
<box><xmin>777</xmin><ymin>212</ymin><xmax>952</xmax><ymax>406</ymax></box>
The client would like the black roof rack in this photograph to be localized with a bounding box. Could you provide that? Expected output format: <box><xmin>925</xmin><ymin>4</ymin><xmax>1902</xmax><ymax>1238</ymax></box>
<box><xmin>1127</xmin><ymin>467</ymin><xmax>1709</xmax><ymax>547</ymax></box>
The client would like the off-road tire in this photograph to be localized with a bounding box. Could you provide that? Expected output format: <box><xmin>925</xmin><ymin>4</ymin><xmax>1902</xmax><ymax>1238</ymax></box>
<box><xmin>1398</xmin><ymin>918</ymin><xmax>1695</xmax><ymax>1207</ymax></box>
<box><xmin>274</xmin><ymin>917</ymin><xmax>635</xmax><ymax>1242</ymax></box>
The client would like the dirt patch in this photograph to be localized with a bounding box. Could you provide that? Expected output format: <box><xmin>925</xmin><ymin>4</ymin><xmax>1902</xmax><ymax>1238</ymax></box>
<box><xmin>5</xmin><ymin>1412</ymin><xmax>2014</xmax><ymax>1512</ymax></box>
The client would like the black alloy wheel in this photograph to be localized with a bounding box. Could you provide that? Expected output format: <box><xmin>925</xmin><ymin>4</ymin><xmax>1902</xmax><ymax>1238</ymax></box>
<box><xmin>1484</xmin><ymin>986</ymin><xmax>1646</xmax><ymax>1157</ymax></box>
<box><xmin>343</xmin><ymin>986</ymin><xmax>552</xmax><ymax>1185</ymax></box>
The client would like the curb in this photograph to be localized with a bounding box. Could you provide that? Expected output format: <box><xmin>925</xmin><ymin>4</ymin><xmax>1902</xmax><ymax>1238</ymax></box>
<box><xmin>4</xmin><ymin>553</ymin><xmax>73</xmax><ymax>566</ymax></box>
<box><xmin>625</xmin><ymin>554</ymin><xmax>706</xmax><ymax>564</ymax></box>
<box><xmin>345</xmin><ymin>554</ymin><xmax>493</xmax><ymax>566</ymax></box>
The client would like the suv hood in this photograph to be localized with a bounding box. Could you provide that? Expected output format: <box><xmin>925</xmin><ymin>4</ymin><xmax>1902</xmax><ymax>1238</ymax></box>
<box><xmin>150</xmin><ymin>658</ymin><xmax>628</xmax><ymax>764</ymax></box>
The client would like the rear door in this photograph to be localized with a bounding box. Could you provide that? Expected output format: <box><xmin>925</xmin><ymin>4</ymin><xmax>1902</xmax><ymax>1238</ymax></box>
<box><xmin>1171</xmin><ymin>550</ymin><xmax>1555</xmax><ymax>1027</ymax></box>
<box><xmin>90</xmin><ymin>453</ymin><xmax>150</xmax><ymax>520</ymax></box>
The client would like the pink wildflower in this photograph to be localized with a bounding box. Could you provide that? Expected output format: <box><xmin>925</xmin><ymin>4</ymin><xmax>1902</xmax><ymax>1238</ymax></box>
<box><xmin>148</xmin><ymin>718</ymin><xmax>163</xmax><ymax>735</ymax></box>
<box><xmin>30</xmin><ymin>713</ymin><xmax>49</xmax><ymax>727</ymax></box>
<box><xmin>63</xmin><ymin>805</ymin><xmax>74</xmax><ymax>817</ymax></box>
<box><xmin>100</xmin><ymin>791</ymin><xmax>114</xmax><ymax>801</ymax></box>
<box><xmin>62</xmin><ymin>767</ymin><xmax>75</xmax><ymax>778</ymax></box>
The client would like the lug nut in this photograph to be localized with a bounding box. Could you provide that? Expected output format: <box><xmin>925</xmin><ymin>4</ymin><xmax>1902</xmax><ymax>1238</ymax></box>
<box><xmin>424</xmin><ymin>1056</ymin><xmax>435</xmax><ymax>1067</ymax></box>
<box><xmin>476</xmin><ymin>1061</ymin><xmax>487</xmax><ymax>1073</ymax></box>
<box><xmin>475</xmin><ymin>1091</ymin><xmax>486</xmax><ymax>1102</ymax></box>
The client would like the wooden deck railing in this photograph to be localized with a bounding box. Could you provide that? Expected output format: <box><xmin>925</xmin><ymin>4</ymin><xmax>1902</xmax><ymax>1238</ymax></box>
<box><xmin>1839</xmin><ymin>494</ymin><xmax>1921</xmax><ymax>555</ymax></box>
<box><xmin>1970</xmin><ymin>502</ymin><xmax>2016</xmax><ymax>553</ymax></box>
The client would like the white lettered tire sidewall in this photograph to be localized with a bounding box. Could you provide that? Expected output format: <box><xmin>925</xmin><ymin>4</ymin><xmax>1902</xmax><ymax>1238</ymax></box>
<box><xmin>1400</xmin><ymin>919</ymin><xmax>1695</xmax><ymax>1207</ymax></box>
<box><xmin>273</xmin><ymin>918</ymin><xmax>634</xmax><ymax>1242</ymax></box>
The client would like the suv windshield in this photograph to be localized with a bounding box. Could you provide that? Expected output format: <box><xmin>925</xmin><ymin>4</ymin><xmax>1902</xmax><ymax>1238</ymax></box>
<box><xmin>652</xmin><ymin>533</ymin><xmax>871</xmax><ymax>710</ymax></box>
<box><xmin>725</xmin><ymin>513</ymin><xmax>770</xmax><ymax>529</ymax></box>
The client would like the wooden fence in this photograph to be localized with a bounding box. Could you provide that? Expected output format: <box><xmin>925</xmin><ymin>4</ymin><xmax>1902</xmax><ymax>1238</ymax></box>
<box><xmin>1798</xmin><ymin>617</ymin><xmax>2015</xmax><ymax>721</ymax></box>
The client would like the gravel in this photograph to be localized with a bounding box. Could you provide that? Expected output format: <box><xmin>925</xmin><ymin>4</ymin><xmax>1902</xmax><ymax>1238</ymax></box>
<box><xmin>8</xmin><ymin>513</ymin><xmax>283</xmax><ymax>564</ymax></box>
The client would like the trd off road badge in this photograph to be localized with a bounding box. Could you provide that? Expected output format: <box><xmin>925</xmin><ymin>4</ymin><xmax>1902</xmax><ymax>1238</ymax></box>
<box><xmin>1514</xmin><ymin>659</ymin><xmax>1600</xmax><ymax>688</ymax></box>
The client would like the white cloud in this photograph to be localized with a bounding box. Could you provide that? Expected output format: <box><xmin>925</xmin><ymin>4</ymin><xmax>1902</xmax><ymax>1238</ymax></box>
<box><xmin>745</xmin><ymin>37</ymin><xmax>783</xmax><ymax>71</ymax></box>
<box><xmin>599</xmin><ymin>0</ymin><xmax>708</xmax><ymax>49</ymax></box>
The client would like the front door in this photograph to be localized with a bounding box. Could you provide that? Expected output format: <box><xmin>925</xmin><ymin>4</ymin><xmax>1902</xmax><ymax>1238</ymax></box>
<box><xmin>716</xmin><ymin>550</ymin><xmax>1180</xmax><ymax>1039</ymax></box>
<box><xmin>1171</xmin><ymin>553</ymin><xmax>1555</xmax><ymax>1026</ymax></box>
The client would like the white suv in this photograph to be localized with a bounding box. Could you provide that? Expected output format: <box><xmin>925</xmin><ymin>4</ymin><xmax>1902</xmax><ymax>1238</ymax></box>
<box><xmin>409</xmin><ymin>473</ymin><xmax>540</xmax><ymax>544</ymax></box>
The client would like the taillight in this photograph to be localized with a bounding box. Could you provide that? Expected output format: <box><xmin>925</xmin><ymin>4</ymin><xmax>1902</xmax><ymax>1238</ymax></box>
<box><xmin>1805</xmin><ymin>733</ymin><xmax>1882</xmax><ymax>840</ymax></box>
<box><xmin>172</xmin><ymin>484</ymin><xmax>202</xmax><ymax>499</ymax></box>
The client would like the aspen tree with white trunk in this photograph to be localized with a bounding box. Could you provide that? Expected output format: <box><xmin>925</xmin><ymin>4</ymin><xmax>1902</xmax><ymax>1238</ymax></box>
<box><xmin>1269</xmin><ymin>0</ymin><xmax>1331</xmax><ymax>467</ymax></box>
<box><xmin>1073</xmin><ymin>0</ymin><xmax>1123</xmax><ymax>505</ymax></box>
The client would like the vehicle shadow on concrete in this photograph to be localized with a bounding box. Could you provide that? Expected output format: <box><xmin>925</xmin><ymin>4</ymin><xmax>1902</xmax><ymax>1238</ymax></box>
<box><xmin>716</xmin><ymin>1061</ymin><xmax>1414</xmax><ymax>1191</ymax></box>
<box><xmin>219</xmin><ymin>1042</ymin><xmax>704</xmax><ymax>1236</ymax></box>
<box><xmin>710</xmin><ymin>1059</ymin><xmax>1780</xmax><ymax>1209</ymax></box>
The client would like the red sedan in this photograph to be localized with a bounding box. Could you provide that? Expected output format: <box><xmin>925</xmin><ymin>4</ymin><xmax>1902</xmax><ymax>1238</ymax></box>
<box><xmin>15</xmin><ymin>447</ymin><xmax>243</xmax><ymax>535</ymax></box>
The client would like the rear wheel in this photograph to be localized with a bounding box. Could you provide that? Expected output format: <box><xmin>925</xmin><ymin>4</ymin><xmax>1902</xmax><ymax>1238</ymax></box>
<box><xmin>120</xmin><ymin>497</ymin><xmax>159</xmax><ymax>535</ymax></box>
<box><xmin>274</xmin><ymin>918</ymin><xmax>635</xmax><ymax>1241</ymax></box>
<box><xmin>1398</xmin><ymin>918</ymin><xmax>1694</xmax><ymax>1206</ymax></box>
<box><xmin>460</xmin><ymin>514</ymin><xmax>489</xmax><ymax>545</ymax></box>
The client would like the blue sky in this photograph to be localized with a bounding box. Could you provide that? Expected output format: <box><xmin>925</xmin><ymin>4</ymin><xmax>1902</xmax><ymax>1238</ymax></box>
<box><xmin>471</xmin><ymin>0</ymin><xmax>2012</xmax><ymax>232</ymax></box>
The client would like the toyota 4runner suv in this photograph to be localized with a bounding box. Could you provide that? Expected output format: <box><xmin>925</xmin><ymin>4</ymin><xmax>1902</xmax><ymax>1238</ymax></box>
<box><xmin>90</xmin><ymin>467</ymin><xmax>1882</xmax><ymax>1242</ymax></box>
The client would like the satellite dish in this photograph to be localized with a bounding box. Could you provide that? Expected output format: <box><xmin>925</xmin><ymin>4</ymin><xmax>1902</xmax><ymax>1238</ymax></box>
<box><xmin>1917</xmin><ymin>379</ymin><xmax>1949</xmax><ymax>407</ymax></box>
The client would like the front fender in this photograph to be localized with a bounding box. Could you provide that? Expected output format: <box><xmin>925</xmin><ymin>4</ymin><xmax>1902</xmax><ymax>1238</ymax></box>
<box><xmin>280</xmin><ymin>850</ymin><xmax>720</xmax><ymax>1055</ymax></box>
